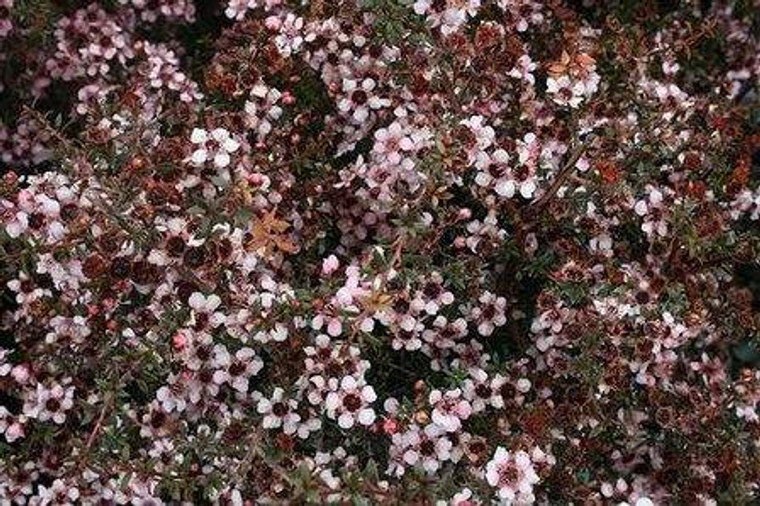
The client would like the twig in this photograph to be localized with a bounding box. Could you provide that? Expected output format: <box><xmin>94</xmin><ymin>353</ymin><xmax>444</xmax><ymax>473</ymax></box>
<box><xmin>524</xmin><ymin>143</ymin><xmax>588</xmax><ymax>220</ymax></box>
<box><xmin>84</xmin><ymin>399</ymin><xmax>111</xmax><ymax>452</ymax></box>
<box><xmin>77</xmin><ymin>394</ymin><xmax>114</xmax><ymax>471</ymax></box>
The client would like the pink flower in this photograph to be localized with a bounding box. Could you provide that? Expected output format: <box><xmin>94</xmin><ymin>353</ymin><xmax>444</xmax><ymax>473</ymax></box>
<box><xmin>429</xmin><ymin>388</ymin><xmax>472</xmax><ymax>432</ymax></box>
<box><xmin>469</xmin><ymin>291</ymin><xmax>507</xmax><ymax>337</ymax></box>
<box><xmin>257</xmin><ymin>387</ymin><xmax>301</xmax><ymax>434</ymax></box>
<box><xmin>324</xmin><ymin>375</ymin><xmax>377</xmax><ymax>429</ymax></box>
<box><xmin>388</xmin><ymin>423</ymin><xmax>454</xmax><ymax>476</ymax></box>
<box><xmin>24</xmin><ymin>382</ymin><xmax>75</xmax><ymax>425</ymax></box>
<box><xmin>322</xmin><ymin>254</ymin><xmax>340</xmax><ymax>276</ymax></box>
<box><xmin>213</xmin><ymin>347</ymin><xmax>263</xmax><ymax>392</ymax></box>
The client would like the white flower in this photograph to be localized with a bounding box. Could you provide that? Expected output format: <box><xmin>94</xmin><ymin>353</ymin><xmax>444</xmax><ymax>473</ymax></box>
<box><xmin>156</xmin><ymin>383</ymin><xmax>187</xmax><ymax>412</ymax></box>
<box><xmin>413</xmin><ymin>0</ymin><xmax>431</xmax><ymax>15</ymax></box>
<box><xmin>214</xmin><ymin>151</ymin><xmax>231</xmax><ymax>168</ymax></box>
<box><xmin>191</xmin><ymin>148</ymin><xmax>208</xmax><ymax>165</ymax></box>
<box><xmin>495</xmin><ymin>179</ymin><xmax>516</xmax><ymax>197</ymax></box>
<box><xmin>460</xmin><ymin>115</ymin><xmax>495</xmax><ymax>150</ymax></box>
<box><xmin>190</xmin><ymin>128</ymin><xmax>207</xmax><ymax>144</ymax></box>
<box><xmin>188</xmin><ymin>126</ymin><xmax>241</xmax><ymax>169</ymax></box>
<box><xmin>273</xmin><ymin>14</ymin><xmax>304</xmax><ymax>56</ymax></box>
<box><xmin>547</xmin><ymin>75</ymin><xmax>589</xmax><ymax>108</ymax></box>
<box><xmin>485</xmin><ymin>447</ymin><xmax>540</xmax><ymax>503</ymax></box>
<box><xmin>257</xmin><ymin>387</ymin><xmax>301</xmax><ymax>434</ymax></box>
<box><xmin>188</xmin><ymin>292</ymin><xmax>226</xmax><ymax>328</ymax></box>
<box><xmin>519</xmin><ymin>179</ymin><xmax>537</xmax><ymax>199</ymax></box>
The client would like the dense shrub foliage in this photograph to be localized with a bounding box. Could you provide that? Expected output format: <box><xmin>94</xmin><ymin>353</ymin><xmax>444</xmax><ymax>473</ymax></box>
<box><xmin>1</xmin><ymin>0</ymin><xmax>760</xmax><ymax>504</ymax></box>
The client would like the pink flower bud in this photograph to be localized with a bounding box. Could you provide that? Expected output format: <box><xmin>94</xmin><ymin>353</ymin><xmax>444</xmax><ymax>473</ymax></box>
<box><xmin>322</xmin><ymin>254</ymin><xmax>339</xmax><ymax>276</ymax></box>
<box><xmin>11</xmin><ymin>364</ymin><xmax>30</xmax><ymax>384</ymax></box>
<box><xmin>383</xmin><ymin>417</ymin><xmax>398</xmax><ymax>434</ymax></box>
<box><xmin>6</xmin><ymin>422</ymin><xmax>24</xmax><ymax>442</ymax></box>
<box><xmin>172</xmin><ymin>332</ymin><xmax>188</xmax><ymax>351</ymax></box>
<box><xmin>264</xmin><ymin>16</ymin><xmax>281</xmax><ymax>31</ymax></box>
<box><xmin>3</xmin><ymin>171</ymin><xmax>17</xmax><ymax>185</ymax></box>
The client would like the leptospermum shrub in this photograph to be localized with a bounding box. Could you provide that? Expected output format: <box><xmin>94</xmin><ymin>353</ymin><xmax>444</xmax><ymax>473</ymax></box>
<box><xmin>0</xmin><ymin>0</ymin><xmax>759</xmax><ymax>504</ymax></box>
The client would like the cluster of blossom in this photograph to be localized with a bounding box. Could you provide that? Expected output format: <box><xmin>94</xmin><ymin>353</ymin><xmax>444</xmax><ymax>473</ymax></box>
<box><xmin>117</xmin><ymin>0</ymin><xmax>196</xmax><ymax>23</ymax></box>
<box><xmin>545</xmin><ymin>54</ymin><xmax>601</xmax><ymax>109</ymax></box>
<box><xmin>0</xmin><ymin>117</ymin><xmax>53</xmax><ymax>167</ymax></box>
<box><xmin>731</xmin><ymin>187</ymin><xmax>760</xmax><ymax>221</ymax></box>
<box><xmin>225</xmin><ymin>0</ymin><xmax>282</xmax><ymax>20</ymax></box>
<box><xmin>0</xmin><ymin>0</ymin><xmax>12</xmax><ymax>39</ymax></box>
<box><xmin>138</xmin><ymin>42</ymin><xmax>203</xmax><ymax>104</ymax></box>
<box><xmin>243</xmin><ymin>80</ymin><xmax>285</xmax><ymax>141</ymax></box>
<box><xmin>0</xmin><ymin>0</ymin><xmax>759</xmax><ymax>503</ymax></box>
<box><xmin>413</xmin><ymin>0</ymin><xmax>482</xmax><ymax>36</ymax></box>
<box><xmin>46</xmin><ymin>5</ymin><xmax>137</xmax><ymax>82</ymax></box>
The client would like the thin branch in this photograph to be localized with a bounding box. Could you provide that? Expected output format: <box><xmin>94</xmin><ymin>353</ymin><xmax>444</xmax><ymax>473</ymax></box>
<box><xmin>524</xmin><ymin>143</ymin><xmax>588</xmax><ymax>220</ymax></box>
<box><xmin>76</xmin><ymin>394</ymin><xmax>114</xmax><ymax>472</ymax></box>
<box><xmin>84</xmin><ymin>400</ymin><xmax>111</xmax><ymax>452</ymax></box>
